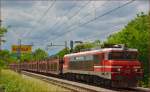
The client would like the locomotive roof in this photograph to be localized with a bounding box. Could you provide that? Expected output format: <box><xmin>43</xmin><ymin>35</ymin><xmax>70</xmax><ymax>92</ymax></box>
<box><xmin>64</xmin><ymin>48</ymin><xmax>138</xmax><ymax>57</ymax></box>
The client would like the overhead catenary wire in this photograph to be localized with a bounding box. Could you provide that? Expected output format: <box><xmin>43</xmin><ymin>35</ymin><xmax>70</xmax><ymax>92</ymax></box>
<box><xmin>48</xmin><ymin>0</ymin><xmax>91</xmax><ymax>34</ymax></box>
<box><xmin>48</xmin><ymin>0</ymin><xmax>135</xmax><ymax>42</ymax></box>
<box><xmin>46</xmin><ymin>1</ymin><xmax>78</xmax><ymax>32</ymax></box>
<box><xmin>51</xmin><ymin>1</ymin><xmax>107</xmax><ymax>37</ymax></box>
<box><xmin>83</xmin><ymin>24</ymin><xmax>123</xmax><ymax>41</ymax></box>
<box><xmin>29</xmin><ymin>0</ymin><xmax>91</xmax><ymax>42</ymax></box>
<box><xmin>36</xmin><ymin>0</ymin><xmax>56</xmax><ymax>23</ymax></box>
<box><xmin>40</xmin><ymin>1</ymin><xmax>107</xmax><ymax>43</ymax></box>
<box><xmin>24</xmin><ymin>0</ymin><xmax>56</xmax><ymax>37</ymax></box>
<box><xmin>25</xmin><ymin>1</ymin><xmax>89</xmax><ymax>41</ymax></box>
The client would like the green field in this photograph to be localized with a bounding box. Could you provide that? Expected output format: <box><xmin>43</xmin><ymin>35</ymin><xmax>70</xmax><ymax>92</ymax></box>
<box><xmin>0</xmin><ymin>69</ymin><xmax>70</xmax><ymax>92</ymax></box>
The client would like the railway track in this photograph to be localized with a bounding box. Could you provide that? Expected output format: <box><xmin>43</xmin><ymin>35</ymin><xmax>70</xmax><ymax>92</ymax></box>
<box><xmin>22</xmin><ymin>71</ymin><xmax>116</xmax><ymax>92</ymax></box>
<box><xmin>21</xmin><ymin>71</ymin><xmax>150</xmax><ymax>92</ymax></box>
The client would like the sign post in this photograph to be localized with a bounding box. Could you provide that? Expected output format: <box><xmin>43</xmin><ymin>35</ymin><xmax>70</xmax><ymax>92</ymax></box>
<box><xmin>11</xmin><ymin>41</ymin><xmax>32</xmax><ymax>72</ymax></box>
<box><xmin>18</xmin><ymin>39</ymin><xmax>21</xmax><ymax>72</ymax></box>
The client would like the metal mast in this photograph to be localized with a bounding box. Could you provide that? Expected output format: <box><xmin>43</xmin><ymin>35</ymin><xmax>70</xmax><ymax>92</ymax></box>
<box><xmin>0</xmin><ymin>0</ymin><xmax>2</xmax><ymax>50</ymax></box>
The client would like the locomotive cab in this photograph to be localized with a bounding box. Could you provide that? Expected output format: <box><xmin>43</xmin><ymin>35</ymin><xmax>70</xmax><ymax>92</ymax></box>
<box><xmin>105</xmin><ymin>48</ymin><xmax>143</xmax><ymax>87</ymax></box>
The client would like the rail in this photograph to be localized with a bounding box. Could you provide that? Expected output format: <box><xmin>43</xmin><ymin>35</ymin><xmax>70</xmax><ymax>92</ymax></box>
<box><xmin>21</xmin><ymin>71</ymin><xmax>116</xmax><ymax>92</ymax></box>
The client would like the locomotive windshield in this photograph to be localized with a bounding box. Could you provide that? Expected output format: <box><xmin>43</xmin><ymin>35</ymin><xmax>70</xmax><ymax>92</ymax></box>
<box><xmin>108</xmin><ymin>51</ymin><xmax>138</xmax><ymax>60</ymax></box>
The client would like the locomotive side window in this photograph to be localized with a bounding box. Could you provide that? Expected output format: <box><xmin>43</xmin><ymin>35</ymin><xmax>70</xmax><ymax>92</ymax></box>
<box><xmin>85</xmin><ymin>55</ymin><xmax>93</xmax><ymax>61</ymax></box>
<box><xmin>70</xmin><ymin>57</ymin><xmax>76</xmax><ymax>61</ymax></box>
<box><xmin>93</xmin><ymin>54</ymin><xmax>103</xmax><ymax>63</ymax></box>
<box><xmin>70</xmin><ymin>55</ymin><xmax>94</xmax><ymax>62</ymax></box>
<box><xmin>108</xmin><ymin>51</ymin><xmax>138</xmax><ymax>60</ymax></box>
<box><xmin>70</xmin><ymin>54</ymin><xmax>104</xmax><ymax>62</ymax></box>
<box><xmin>76</xmin><ymin>56</ymin><xmax>85</xmax><ymax>61</ymax></box>
<box><xmin>93</xmin><ymin>55</ymin><xmax>99</xmax><ymax>63</ymax></box>
<box><xmin>70</xmin><ymin>56</ymin><xmax>85</xmax><ymax>62</ymax></box>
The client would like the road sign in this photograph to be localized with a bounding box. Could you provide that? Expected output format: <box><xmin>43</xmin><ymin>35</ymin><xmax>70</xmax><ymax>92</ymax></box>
<box><xmin>12</xmin><ymin>45</ymin><xmax>32</xmax><ymax>53</ymax></box>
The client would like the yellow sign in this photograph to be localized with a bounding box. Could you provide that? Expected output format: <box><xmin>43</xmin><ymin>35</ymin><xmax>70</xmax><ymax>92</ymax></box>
<box><xmin>12</xmin><ymin>45</ymin><xmax>32</xmax><ymax>53</ymax></box>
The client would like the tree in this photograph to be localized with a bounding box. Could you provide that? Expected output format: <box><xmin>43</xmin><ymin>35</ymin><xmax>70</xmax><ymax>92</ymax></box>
<box><xmin>0</xmin><ymin>50</ymin><xmax>16</xmax><ymax>68</ymax></box>
<box><xmin>0</xmin><ymin>27</ymin><xmax>8</xmax><ymax>70</ymax></box>
<box><xmin>32</xmin><ymin>48</ymin><xmax>49</xmax><ymax>61</ymax></box>
<box><xmin>106</xmin><ymin>12</ymin><xmax>150</xmax><ymax>87</ymax></box>
<box><xmin>0</xmin><ymin>27</ymin><xmax>7</xmax><ymax>49</ymax></box>
<box><xmin>56</xmin><ymin>48</ymin><xmax>70</xmax><ymax>58</ymax></box>
<box><xmin>0</xmin><ymin>27</ymin><xmax>7</xmax><ymax>35</ymax></box>
<box><xmin>74</xmin><ymin>40</ymin><xmax>101</xmax><ymax>52</ymax></box>
<box><xmin>20</xmin><ymin>53</ymin><xmax>33</xmax><ymax>62</ymax></box>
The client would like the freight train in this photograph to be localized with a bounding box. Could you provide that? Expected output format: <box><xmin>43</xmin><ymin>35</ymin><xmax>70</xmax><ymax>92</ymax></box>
<box><xmin>10</xmin><ymin>45</ymin><xmax>143</xmax><ymax>88</ymax></box>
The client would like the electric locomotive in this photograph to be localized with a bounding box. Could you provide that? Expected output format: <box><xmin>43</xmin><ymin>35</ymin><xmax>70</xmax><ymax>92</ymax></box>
<box><xmin>63</xmin><ymin>45</ymin><xmax>143</xmax><ymax>87</ymax></box>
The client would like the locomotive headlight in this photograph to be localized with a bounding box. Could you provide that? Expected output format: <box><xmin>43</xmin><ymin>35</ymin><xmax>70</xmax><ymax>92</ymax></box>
<box><xmin>134</xmin><ymin>69</ymin><xmax>138</xmax><ymax>72</ymax></box>
<box><xmin>117</xmin><ymin>68</ymin><xmax>121</xmax><ymax>72</ymax></box>
<box><xmin>134</xmin><ymin>68</ymin><xmax>142</xmax><ymax>72</ymax></box>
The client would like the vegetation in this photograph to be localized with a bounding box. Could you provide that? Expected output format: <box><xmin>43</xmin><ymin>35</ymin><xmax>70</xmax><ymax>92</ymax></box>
<box><xmin>0</xmin><ymin>50</ymin><xmax>17</xmax><ymax>68</ymax></box>
<box><xmin>0</xmin><ymin>27</ymin><xmax>8</xmax><ymax>72</ymax></box>
<box><xmin>106</xmin><ymin>12</ymin><xmax>150</xmax><ymax>87</ymax></box>
<box><xmin>0</xmin><ymin>69</ymin><xmax>69</xmax><ymax>92</ymax></box>
<box><xmin>19</xmin><ymin>48</ymin><xmax>49</xmax><ymax>62</ymax></box>
<box><xmin>32</xmin><ymin>48</ymin><xmax>49</xmax><ymax>61</ymax></box>
<box><xmin>74</xmin><ymin>40</ymin><xmax>101</xmax><ymax>52</ymax></box>
<box><xmin>0</xmin><ymin>27</ymin><xmax>7</xmax><ymax>36</ymax></box>
<box><xmin>56</xmin><ymin>48</ymin><xmax>70</xmax><ymax>58</ymax></box>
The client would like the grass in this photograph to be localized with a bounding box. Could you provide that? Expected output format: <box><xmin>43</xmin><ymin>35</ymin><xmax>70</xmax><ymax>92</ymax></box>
<box><xmin>0</xmin><ymin>69</ymin><xmax>70</xmax><ymax>92</ymax></box>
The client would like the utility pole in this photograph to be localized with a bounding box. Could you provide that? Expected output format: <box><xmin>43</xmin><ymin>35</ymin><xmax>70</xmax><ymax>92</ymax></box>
<box><xmin>70</xmin><ymin>40</ymin><xmax>73</xmax><ymax>53</ymax></box>
<box><xmin>0</xmin><ymin>35</ymin><xmax>2</xmax><ymax>50</ymax></box>
<box><xmin>70</xmin><ymin>40</ymin><xmax>83</xmax><ymax>53</ymax></box>
<box><xmin>18</xmin><ymin>39</ymin><xmax>22</xmax><ymax>59</ymax></box>
<box><xmin>0</xmin><ymin>0</ymin><xmax>1</xmax><ymax>27</ymax></box>
<box><xmin>65</xmin><ymin>41</ymin><xmax>67</xmax><ymax>49</ymax></box>
<box><xmin>17</xmin><ymin>39</ymin><xmax>21</xmax><ymax>72</ymax></box>
<box><xmin>0</xmin><ymin>9</ymin><xmax>2</xmax><ymax>50</ymax></box>
<box><xmin>148</xmin><ymin>2</ymin><xmax>150</xmax><ymax>86</ymax></box>
<box><xmin>0</xmin><ymin>0</ymin><xmax>2</xmax><ymax>50</ymax></box>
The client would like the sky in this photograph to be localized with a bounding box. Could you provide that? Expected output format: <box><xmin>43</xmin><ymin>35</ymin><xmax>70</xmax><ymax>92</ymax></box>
<box><xmin>1</xmin><ymin>0</ymin><xmax>149</xmax><ymax>55</ymax></box>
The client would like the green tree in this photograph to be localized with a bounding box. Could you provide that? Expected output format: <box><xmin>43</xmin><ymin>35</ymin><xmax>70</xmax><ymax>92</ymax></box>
<box><xmin>20</xmin><ymin>53</ymin><xmax>33</xmax><ymax>62</ymax></box>
<box><xmin>0</xmin><ymin>27</ymin><xmax>7</xmax><ymax>35</ymax></box>
<box><xmin>33</xmin><ymin>48</ymin><xmax>49</xmax><ymax>61</ymax></box>
<box><xmin>0</xmin><ymin>50</ymin><xmax>15</xmax><ymax>68</ymax></box>
<box><xmin>106</xmin><ymin>12</ymin><xmax>150</xmax><ymax>87</ymax></box>
<box><xmin>0</xmin><ymin>27</ymin><xmax>8</xmax><ymax>69</ymax></box>
<box><xmin>0</xmin><ymin>27</ymin><xmax>7</xmax><ymax>45</ymax></box>
<box><xmin>56</xmin><ymin>48</ymin><xmax>70</xmax><ymax>58</ymax></box>
<box><xmin>74</xmin><ymin>43</ymin><xmax>92</xmax><ymax>52</ymax></box>
<box><xmin>74</xmin><ymin>40</ymin><xmax>101</xmax><ymax>52</ymax></box>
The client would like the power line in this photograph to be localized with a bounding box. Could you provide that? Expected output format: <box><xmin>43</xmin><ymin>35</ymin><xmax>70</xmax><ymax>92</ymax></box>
<box><xmin>83</xmin><ymin>24</ymin><xmax>123</xmax><ymax>41</ymax></box>
<box><xmin>24</xmin><ymin>0</ymin><xmax>56</xmax><ymax>37</ymax></box>
<box><xmin>49</xmin><ymin>0</ymin><xmax>134</xmax><ymax>42</ymax></box>
<box><xmin>30</xmin><ymin>0</ymin><xmax>91</xmax><ymax>42</ymax></box>
<box><xmin>36</xmin><ymin>0</ymin><xmax>56</xmax><ymax>23</ymax></box>
<box><xmin>42</xmin><ymin>1</ymin><xmax>107</xmax><ymax>43</ymax></box>
<box><xmin>47</xmin><ymin>1</ymin><xmax>78</xmax><ymax>32</ymax></box>
<box><xmin>48</xmin><ymin>0</ymin><xmax>91</xmax><ymax>35</ymax></box>
<box><xmin>53</xmin><ymin>1</ymin><xmax>107</xmax><ymax>37</ymax></box>
<box><xmin>26</xmin><ymin>1</ymin><xmax>105</xmax><ymax>43</ymax></box>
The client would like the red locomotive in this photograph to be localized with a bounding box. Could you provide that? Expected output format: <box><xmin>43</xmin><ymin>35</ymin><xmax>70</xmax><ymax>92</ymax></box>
<box><xmin>10</xmin><ymin>45</ymin><xmax>143</xmax><ymax>88</ymax></box>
